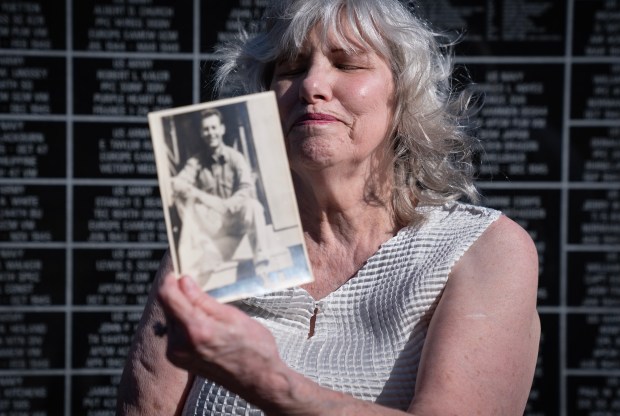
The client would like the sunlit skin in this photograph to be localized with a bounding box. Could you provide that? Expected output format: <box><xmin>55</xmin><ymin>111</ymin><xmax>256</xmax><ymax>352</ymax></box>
<box><xmin>270</xmin><ymin>28</ymin><xmax>396</xmax><ymax>181</ymax></box>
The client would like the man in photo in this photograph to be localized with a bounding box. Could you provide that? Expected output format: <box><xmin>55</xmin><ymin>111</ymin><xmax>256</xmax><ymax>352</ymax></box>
<box><xmin>170</xmin><ymin>107</ymin><xmax>269</xmax><ymax>287</ymax></box>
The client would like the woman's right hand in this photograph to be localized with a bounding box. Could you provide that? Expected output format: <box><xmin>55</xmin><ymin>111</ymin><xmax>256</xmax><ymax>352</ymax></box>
<box><xmin>157</xmin><ymin>273</ymin><xmax>294</xmax><ymax>409</ymax></box>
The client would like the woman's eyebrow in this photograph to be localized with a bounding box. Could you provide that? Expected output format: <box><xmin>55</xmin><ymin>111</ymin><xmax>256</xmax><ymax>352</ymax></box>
<box><xmin>329</xmin><ymin>45</ymin><xmax>369</xmax><ymax>56</ymax></box>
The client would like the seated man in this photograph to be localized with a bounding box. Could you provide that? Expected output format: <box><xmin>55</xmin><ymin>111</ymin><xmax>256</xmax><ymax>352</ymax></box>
<box><xmin>171</xmin><ymin>108</ymin><xmax>269</xmax><ymax>288</ymax></box>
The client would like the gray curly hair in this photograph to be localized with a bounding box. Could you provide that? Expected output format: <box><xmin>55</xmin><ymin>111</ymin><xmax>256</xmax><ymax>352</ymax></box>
<box><xmin>213</xmin><ymin>0</ymin><xmax>480</xmax><ymax>226</ymax></box>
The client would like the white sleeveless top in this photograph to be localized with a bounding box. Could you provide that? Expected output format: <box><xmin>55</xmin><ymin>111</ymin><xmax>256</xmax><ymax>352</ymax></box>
<box><xmin>182</xmin><ymin>202</ymin><xmax>501</xmax><ymax>415</ymax></box>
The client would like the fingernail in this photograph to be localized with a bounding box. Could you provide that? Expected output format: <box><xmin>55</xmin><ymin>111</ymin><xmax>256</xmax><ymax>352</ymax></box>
<box><xmin>180</xmin><ymin>275</ymin><xmax>198</xmax><ymax>291</ymax></box>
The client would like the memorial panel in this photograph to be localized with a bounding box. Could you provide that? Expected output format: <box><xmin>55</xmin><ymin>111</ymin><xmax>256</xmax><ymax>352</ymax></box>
<box><xmin>0</xmin><ymin>185</ymin><xmax>65</xmax><ymax>243</ymax></box>
<box><xmin>0</xmin><ymin>376</ymin><xmax>65</xmax><ymax>416</ymax></box>
<box><xmin>200</xmin><ymin>2</ymin><xmax>268</xmax><ymax>52</ymax></box>
<box><xmin>567</xmin><ymin>376</ymin><xmax>620</xmax><ymax>416</ymax></box>
<box><xmin>567</xmin><ymin>313</ymin><xmax>620</xmax><ymax>371</ymax></box>
<box><xmin>73</xmin><ymin>122</ymin><xmax>156</xmax><ymax>179</ymax></box>
<box><xmin>73</xmin><ymin>0</ymin><xmax>192</xmax><ymax>53</ymax></box>
<box><xmin>72</xmin><ymin>374</ymin><xmax>122</xmax><ymax>416</ymax></box>
<box><xmin>417</xmin><ymin>0</ymin><xmax>565</xmax><ymax>56</ymax></box>
<box><xmin>0</xmin><ymin>248</ymin><xmax>65</xmax><ymax>307</ymax></box>
<box><xmin>463</xmin><ymin>64</ymin><xmax>563</xmax><ymax>182</ymax></box>
<box><xmin>568</xmin><ymin>189</ymin><xmax>620</xmax><ymax>246</ymax></box>
<box><xmin>72</xmin><ymin>311</ymin><xmax>143</xmax><ymax>370</ymax></box>
<box><xmin>0</xmin><ymin>312</ymin><xmax>65</xmax><ymax>371</ymax></box>
<box><xmin>571</xmin><ymin>63</ymin><xmax>620</xmax><ymax>121</ymax></box>
<box><xmin>0</xmin><ymin>56</ymin><xmax>66</xmax><ymax>115</ymax></box>
<box><xmin>73</xmin><ymin>248</ymin><xmax>165</xmax><ymax>306</ymax></box>
<box><xmin>573</xmin><ymin>0</ymin><xmax>620</xmax><ymax>57</ymax></box>
<box><xmin>570</xmin><ymin>126</ymin><xmax>620</xmax><ymax>183</ymax></box>
<box><xmin>72</xmin><ymin>185</ymin><xmax>166</xmax><ymax>243</ymax></box>
<box><xmin>73</xmin><ymin>57</ymin><xmax>193</xmax><ymax>117</ymax></box>
<box><xmin>0</xmin><ymin>1</ymin><xmax>65</xmax><ymax>50</ymax></box>
<box><xmin>568</xmin><ymin>251</ymin><xmax>620</xmax><ymax>308</ymax></box>
<box><xmin>0</xmin><ymin>121</ymin><xmax>66</xmax><ymax>179</ymax></box>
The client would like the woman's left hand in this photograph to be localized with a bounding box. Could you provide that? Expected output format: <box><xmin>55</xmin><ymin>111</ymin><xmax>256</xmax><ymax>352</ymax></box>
<box><xmin>157</xmin><ymin>273</ymin><xmax>290</xmax><ymax>407</ymax></box>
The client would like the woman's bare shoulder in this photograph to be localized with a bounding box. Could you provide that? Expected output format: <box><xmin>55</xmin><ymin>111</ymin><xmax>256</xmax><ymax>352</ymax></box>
<box><xmin>453</xmin><ymin>213</ymin><xmax>539</xmax><ymax>290</ymax></box>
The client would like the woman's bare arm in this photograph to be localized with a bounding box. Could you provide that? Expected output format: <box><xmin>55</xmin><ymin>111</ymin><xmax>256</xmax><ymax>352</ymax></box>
<box><xmin>410</xmin><ymin>215</ymin><xmax>541</xmax><ymax>414</ymax></box>
<box><xmin>116</xmin><ymin>252</ymin><xmax>195</xmax><ymax>416</ymax></box>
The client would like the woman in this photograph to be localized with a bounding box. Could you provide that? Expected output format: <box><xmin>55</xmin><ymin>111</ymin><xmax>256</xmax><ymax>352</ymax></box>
<box><xmin>117</xmin><ymin>0</ymin><xmax>540</xmax><ymax>414</ymax></box>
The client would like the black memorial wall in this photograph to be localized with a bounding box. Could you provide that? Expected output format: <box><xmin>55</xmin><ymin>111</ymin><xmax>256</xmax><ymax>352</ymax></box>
<box><xmin>0</xmin><ymin>0</ymin><xmax>618</xmax><ymax>414</ymax></box>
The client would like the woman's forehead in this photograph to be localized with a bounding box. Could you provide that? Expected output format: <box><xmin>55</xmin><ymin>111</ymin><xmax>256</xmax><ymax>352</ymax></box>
<box><xmin>285</xmin><ymin>21</ymin><xmax>381</xmax><ymax>58</ymax></box>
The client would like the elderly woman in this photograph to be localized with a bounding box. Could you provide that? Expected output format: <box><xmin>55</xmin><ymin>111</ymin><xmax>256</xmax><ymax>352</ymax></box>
<box><xmin>117</xmin><ymin>0</ymin><xmax>540</xmax><ymax>414</ymax></box>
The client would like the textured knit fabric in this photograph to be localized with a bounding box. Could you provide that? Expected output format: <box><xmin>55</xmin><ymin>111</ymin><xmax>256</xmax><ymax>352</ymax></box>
<box><xmin>182</xmin><ymin>202</ymin><xmax>502</xmax><ymax>415</ymax></box>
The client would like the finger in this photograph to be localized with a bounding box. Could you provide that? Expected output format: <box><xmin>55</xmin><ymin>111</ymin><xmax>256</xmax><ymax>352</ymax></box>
<box><xmin>157</xmin><ymin>272</ymin><xmax>181</xmax><ymax>306</ymax></box>
<box><xmin>178</xmin><ymin>276</ymin><xmax>222</xmax><ymax>314</ymax></box>
<box><xmin>178</xmin><ymin>277</ymin><xmax>247</xmax><ymax>324</ymax></box>
<box><xmin>178</xmin><ymin>274</ymin><xmax>201</xmax><ymax>297</ymax></box>
<box><xmin>158</xmin><ymin>274</ymin><xmax>212</xmax><ymax>350</ymax></box>
<box><xmin>157</xmin><ymin>273</ymin><xmax>198</xmax><ymax>323</ymax></box>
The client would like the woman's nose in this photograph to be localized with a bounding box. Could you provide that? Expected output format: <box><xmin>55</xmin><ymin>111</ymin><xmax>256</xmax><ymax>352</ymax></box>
<box><xmin>299</xmin><ymin>63</ymin><xmax>332</xmax><ymax>104</ymax></box>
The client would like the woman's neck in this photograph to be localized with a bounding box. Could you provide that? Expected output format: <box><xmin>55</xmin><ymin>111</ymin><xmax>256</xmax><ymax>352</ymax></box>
<box><xmin>292</xmin><ymin>168</ymin><xmax>399</xmax><ymax>300</ymax></box>
<box><xmin>293</xmin><ymin>166</ymin><xmax>395</xmax><ymax>240</ymax></box>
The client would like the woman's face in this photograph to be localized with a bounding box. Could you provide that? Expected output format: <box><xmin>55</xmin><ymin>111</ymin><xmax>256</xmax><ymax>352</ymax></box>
<box><xmin>270</xmin><ymin>27</ymin><xmax>395</xmax><ymax>175</ymax></box>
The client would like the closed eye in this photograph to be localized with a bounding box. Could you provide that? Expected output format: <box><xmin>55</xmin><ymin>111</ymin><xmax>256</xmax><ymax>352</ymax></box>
<box><xmin>331</xmin><ymin>52</ymin><xmax>370</xmax><ymax>72</ymax></box>
<box><xmin>275</xmin><ymin>68</ymin><xmax>305</xmax><ymax>77</ymax></box>
<box><xmin>335</xmin><ymin>63</ymin><xmax>363</xmax><ymax>71</ymax></box>
<box><xmin>273</xmin><ymin>61</ymin><xmax>307</xmax><ymax>77</ymax></box>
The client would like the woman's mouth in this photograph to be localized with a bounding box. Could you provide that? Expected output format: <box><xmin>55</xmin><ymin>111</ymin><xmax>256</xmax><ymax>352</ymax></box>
<box><xmin>292</xmin><ymin>113</ymin><xmax>339</xmax><ymax>127</ymax></box>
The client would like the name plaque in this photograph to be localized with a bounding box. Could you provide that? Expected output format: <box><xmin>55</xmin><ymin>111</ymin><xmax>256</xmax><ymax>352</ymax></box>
<box><xmin>572</xmin><ymin>64</ymin><xmax>620</xmax><ymax>120</ymax></box>
<box><xmin>0</xmin><ymin>121</ymin><xmax>66</xmax><ymax>178</ymax></box>
<box><xmin>0</xmin><ymin>1</ymin><xmax>64</xmax><ymax>50</ymax></box>
<box><xmin>0</xmin><ymin>376</ymin><xmax>64</xmax><ymax>415</ymax></box>
<box><xmin>73</xmin><ymin>58</ymin><xmax>192</xmax><ymax>116</ymax></box>
<box><xmin>72</xmin><ymin>375</ymin><xmax>122</xmax><ymax>416</ymax></box>
<box><xmin>0</xmin><ymin>312</ymin><xmax>64</xmax><ymax>370</ymax></box>
<box><xmin>73</xmin><ymin>185</ymin><xmax>166</xmax><ymax>243</ymax></box>
<box><xmin>568</xmin><ymin>313</ymin><xmax>620</xmax><ymax>371</ymax></box>
<box><xmin>416</xmin><ymin>0</ymin><xmax>565</xmax><ymax>56</ymax></box>
<box><xmin>569</xmin><ymin>190</ymin><xmax>620</xmax><ymax>245</ymax></box>
<box><xmin>568</xmin><ymin>251</ymin><xmax>620</xmax><ymax>307</ymax></box>
<box><xmin>465</xmin><ymin>64</ymin><xmax>563</xmax><ymax>181</ymax></box>
<box><xmin>72</xmin><ymin>311</ymin><xmax>142</xmax><ymax>370</ymax></box>
<box><xmin>573</xmin><ymin>0</ymin><xmax>620</xmax><ymax>56</ymax></box>
<box><xmin>571</xmin><ymin>126</ymin><xmax>620</xmax><ymax>182</ymax></box>
<box><xmin>0</xmin><ymin>185</ymin><xmax>65</xmax><ymax>242</ymax></box>
<box><xmin>0</xmin><ymin>56</ymin><xmax>65</xmax><ymax>115</ymax></box>
<box><xmin>0</xmin><ymin>248</ymin><xmax>64</xmax><ymax>307</ymax></box>
<box><xmin>73</xmin><ymin>0</ymin><xmax>192</xmax><ymax>53</ymax></box>
<box><xmin>567</xmin><ymin>376</ymin><xmax>620</xmax><ymax>413</ymax></box>
<box><xmin>74</xmin><ymin>122</ymin><xmax>155</xmax><ymax>179</ymax></box>
<box><xmin>73</xmin><ymin>248</ymin><xmax>165</xmax><ymax>306</ymax></box>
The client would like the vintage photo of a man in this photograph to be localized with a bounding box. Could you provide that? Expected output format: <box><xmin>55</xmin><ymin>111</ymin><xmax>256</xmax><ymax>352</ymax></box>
<box><xmin>170</xmin><ymin>107</ymin><xmax>270</xmax><ymax>282</ymax></box>
<box><xmin>149</xmin><ymin>92</ymin><xmax>312</xmax><ymax>301</ymax></box>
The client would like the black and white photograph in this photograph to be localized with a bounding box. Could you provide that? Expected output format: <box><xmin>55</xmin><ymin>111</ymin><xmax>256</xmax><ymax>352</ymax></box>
<box><xmin>148</xmin><ymin>91</ymin><xmax>313</xmax><ymax>302</ymax></box>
